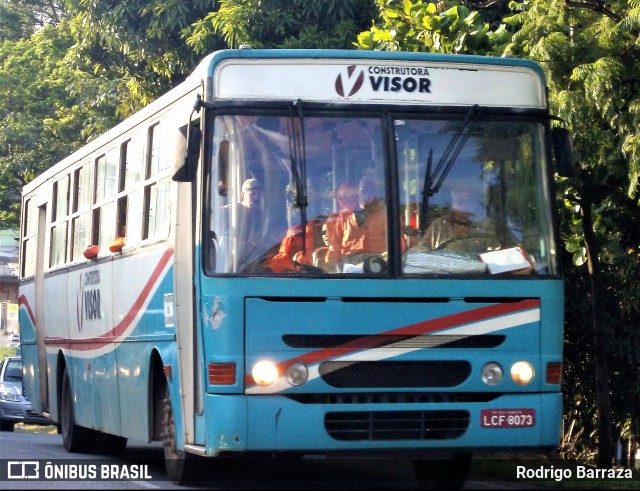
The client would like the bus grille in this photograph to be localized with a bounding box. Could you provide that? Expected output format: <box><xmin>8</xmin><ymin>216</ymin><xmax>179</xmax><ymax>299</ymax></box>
<box><xmin>319</xmin><ymin>361</ymin><xmax>471</xmax><ymax>388</ymax></box>
<box><xmin>284</xmin><ymin>334</ymin><xmax>504</xmax><ymax>349</ymax></box>
<box><xmin>325</xmin><ymin>410</ymin><xmax>469</xmax><ymax>441</ymax></box>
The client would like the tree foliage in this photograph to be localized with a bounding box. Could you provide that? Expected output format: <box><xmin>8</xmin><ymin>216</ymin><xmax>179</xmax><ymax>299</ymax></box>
<box><xmin>0</xmin><ymin>0</ymin><xmax>65</xmax><ymax>42</ymax></box>
<box><xmin>64</xmin><ymin>0</ymin><xmax>220</xmax><ymax>117</ymax></box>
<box><xmin>356</xmin><ymin>0</ymin><xmax>510</xmax><ymax>53</ymax></box>
<box><xmin>0</xmin><ymin>24</ymin><xmax>117</xmax><ymax>228</ymax></box>
<box><xmin>186</xmin><ymin>0</ymin><xmax>377</xmax><ymax>50</ymax></box>
<box><xmin>62</xmin><ymin>0</ymin><xmax>377</xmax><ymax>116</ymax></box>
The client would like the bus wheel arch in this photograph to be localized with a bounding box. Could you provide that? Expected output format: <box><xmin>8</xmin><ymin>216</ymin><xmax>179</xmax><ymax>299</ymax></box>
<box><xmin>55</xmin><ymin>351</ymin><xmax>67</xmax><ymax>424</ymax></box>
<box><xmin>149</xmin><ymin>349</ymin><xmax>166</xmax><ymax>442</ymax></box>
<box><xmin>157</xmin><ymin>368</ymin><xmax>204</xmax><ymax>484</ymax></box>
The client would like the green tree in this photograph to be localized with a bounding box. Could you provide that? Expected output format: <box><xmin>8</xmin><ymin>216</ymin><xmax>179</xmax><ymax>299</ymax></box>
<box><xmin>64</xmin><ymin>0</ymin><xmax>378</xmax><ymax>116</ymax></box>
<box><xmin>356</xmin><ymin>0</ymin><xmax>510</xmax><ymax>53</ymax></box>
<box><xmin>65</xmin><ymin>0</ymin><xmax>219</xmax><ymax>117</ymax></box>
<box><xmin>0</xmin><ymin>0</ymin><xmax>65</xmax><ymax>42</ymax></box>
<box><xmin>186</xmin><ymin>0</ymin><xmax>377</xmax><ymax>50</ymax></box>
<box><xmin>0</xmin><ymin>24</ymin><xmax>117</xmax><ymax>228</ymax></box>
<box><xmin>504</xmin><ymin>0</ymin><xmax>640</xmax><ymax>468</ymax></box>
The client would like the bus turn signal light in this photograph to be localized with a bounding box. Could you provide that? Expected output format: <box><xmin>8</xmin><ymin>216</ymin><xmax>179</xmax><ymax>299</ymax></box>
<box><xmin>546</xmin><ymin>362</ymin><xmax>563</xmax><ymax>384</ymax></box>
<box><xmin>208</xmin><ymin>363</ymin><xmax>236</xmax><ymax>385</ymax></box>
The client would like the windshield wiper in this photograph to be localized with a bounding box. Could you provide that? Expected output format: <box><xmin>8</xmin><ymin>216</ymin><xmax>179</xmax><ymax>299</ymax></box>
<box><xmin>288</xmin><ymin>99</ymin><xmax>308</xmax><ymax>256</ymax></box>
<box><xmin>420</xmin><ymin>104</ymin><xmax>480</xmax><ymax>233</ymax></box>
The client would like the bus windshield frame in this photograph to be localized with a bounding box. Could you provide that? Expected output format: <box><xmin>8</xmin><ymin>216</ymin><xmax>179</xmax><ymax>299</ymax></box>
<box><xmin>203</xmin><ymin>104</ymin><xmax>558</xmax><ymax>278</ymax></box>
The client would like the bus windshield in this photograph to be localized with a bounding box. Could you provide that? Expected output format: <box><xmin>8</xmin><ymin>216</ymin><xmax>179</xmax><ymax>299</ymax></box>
<box><xmin>206</xmin><ymin>111</ymin><xmax>557</xmax><ymax>277</ymax></box>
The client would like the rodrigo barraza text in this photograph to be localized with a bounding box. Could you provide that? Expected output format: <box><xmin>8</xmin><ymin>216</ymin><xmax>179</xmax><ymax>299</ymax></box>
<box><xmin>516</xmin><ymin>465</ymin><xmax>633</xmax><ymax>481</ymax></box>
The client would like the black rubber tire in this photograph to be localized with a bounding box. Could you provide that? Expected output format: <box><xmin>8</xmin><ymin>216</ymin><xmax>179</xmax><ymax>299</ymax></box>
<box><xmin>60</xmin><ymin>369</ymin><xmax>91</xmax><ymax>453</ymax></box>
<box><xmin>161</xmin><ymin>381</ymin><xmax>203</xmax><ymax>484</ymax></box>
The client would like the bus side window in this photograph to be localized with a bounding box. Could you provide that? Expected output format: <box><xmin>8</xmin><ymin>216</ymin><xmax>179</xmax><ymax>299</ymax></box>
<box><xmin>50</xmin><ymin>174</ymin><xmax>70</xmax><ymax>268</ymax></box>
<box><xmin>70</xmin><ymin>162</ymin><xmax>92</xmax><ymax>261</ymax></box>
<box><xmin>86</xmin><ymin>149</ymin><xmax>117</xmax><ymax>257</ymax></box>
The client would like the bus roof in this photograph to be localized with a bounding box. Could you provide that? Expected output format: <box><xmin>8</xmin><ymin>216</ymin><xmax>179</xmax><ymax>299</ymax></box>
<box><xmin>203</xmin><ymin>48</ymin><xmax>547</xmax><ymax>80</ymax></box>
<box><xmin>205</xmin><ymin>49</ymin><xmax>547</xmax><ymax>108</ymax></box>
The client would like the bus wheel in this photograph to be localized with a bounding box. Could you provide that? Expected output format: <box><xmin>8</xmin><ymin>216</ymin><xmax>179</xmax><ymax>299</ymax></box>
<box><xmin>60</xmin><ymin>369</ymin><xmax>91</xmax><ymax>453</ymax></box>
<box><xmin>412</xmin><ymin>453</ymin><xmax>472</xmax><ymax>490</ymax></box>
<box><xmin>161</xmin><ymin>382</ymin><xmax>202</xmax><ymax>484</ymax></box>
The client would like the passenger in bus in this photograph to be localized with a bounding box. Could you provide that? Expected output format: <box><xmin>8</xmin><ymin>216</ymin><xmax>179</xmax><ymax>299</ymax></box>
<box><xmin>265</xmin><ymin>218</ymin><xmax>326</xmax><ymax>273</ymax></box>
<box><xmin>311</xmin><ymin>222</ymin><xmax>332</xmax><ymax>271</ymax></box>
<box><xmin>418</xmin><ymin>183</ymin><xmax>509</xmax><ymax>252</ymax></box>
<box><xmin>261</xmin><ymin>225</ymin><xmax>304</xmax><ymax>273</ymax></box>
<box><xmin>326</xmin><ymin>175</ymin><xmax>388</xmax><ymax>268</ymax></box>
<box><xmin>318</xmin><ymin>181</ymin><xmax>358</xmax><ymax>268</ymax></box>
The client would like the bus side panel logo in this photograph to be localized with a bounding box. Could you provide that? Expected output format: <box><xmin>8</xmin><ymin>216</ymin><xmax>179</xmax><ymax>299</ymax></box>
<box><xmin>335</xmin><ymin>66</ymin><xmax>365</xmax><ymax>97</ymax></box>
<box><xmin>76</xmin><ymin>269</ymin><xmax>102</xmax><ymax>332</ymax></box>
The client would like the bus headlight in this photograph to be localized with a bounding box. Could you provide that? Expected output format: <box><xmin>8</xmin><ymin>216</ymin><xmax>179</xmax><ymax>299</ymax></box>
<box><xmin>481</xmin><ymin>362</ymin><xmax>503</xmax><ymax>386</ymax></box>
<box><xmin>511</xmin><ymin>361</ymin><xmax>534</xmax><ymax>385</ymax></box>
<box><xmin>251</xmin><ymin>360</ymin><xmax>279</xmax><ymax>387</ymax></box>
<box><xmin>285</xmin><ymin>362</ymin><xmax>308</xmax><ymax>386</ymax></box>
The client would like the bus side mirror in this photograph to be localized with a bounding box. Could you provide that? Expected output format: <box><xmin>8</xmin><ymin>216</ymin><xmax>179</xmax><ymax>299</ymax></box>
<box><xmin>551</xmin><ymin>127</ymin><xmax>578</xmax><ymax>178</ymax></box>
<box><xmin>172</xmin><ymin>121</ymin><xmax>201</xmax><ymax>182</ymax></box>
<box><xmin>218</xmin><ymin>140</ymin><xmax>229</xmax><ymax>196</ymax></box>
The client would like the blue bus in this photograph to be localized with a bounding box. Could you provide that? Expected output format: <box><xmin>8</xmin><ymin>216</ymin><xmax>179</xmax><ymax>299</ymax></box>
<box><xmin>19</xmin><ymin>48</ymin><xmax>573</xmax><ymax>487</ymax></box>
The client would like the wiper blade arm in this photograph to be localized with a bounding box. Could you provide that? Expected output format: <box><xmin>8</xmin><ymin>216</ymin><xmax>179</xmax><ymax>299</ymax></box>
<box><xmin>288</xmin><ymin>99</ymin><xmax>308</xmax><ymax>255</ymax></box>
<box><xmin>429</xmin><ymin>104</ymin><xmax>480</xmax><ymax>194</ymax></box>
<box><xmin>420</xmin><ymin>104</ymin><xmax>480</xmax><ymax>232</ymax></box>
<box><xmin>420</xmin><ymin>149</ymin><xmax>433</xmax><ymax>233</ymax></box>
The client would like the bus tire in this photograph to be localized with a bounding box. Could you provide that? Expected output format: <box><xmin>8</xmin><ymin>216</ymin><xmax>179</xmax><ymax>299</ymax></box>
<box><xmin>60</xmin><ymin>369</ymin><xmax>91</xmax><ymax>453</ymax></box>
<box><xmin>161</xmin><ymin>381</ymin><xmax>202</xmax><ymax>484</ymax></box>
<box><xmin>412</xmin><ymin>452</ymin><xmax>472</xmax><ymax>490</ymax></box>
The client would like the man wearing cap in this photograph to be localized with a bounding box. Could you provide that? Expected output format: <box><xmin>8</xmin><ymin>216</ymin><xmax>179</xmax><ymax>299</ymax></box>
<box><xmin>231</xmin><ymin>177</ymin><xmax>289</xmax><ymax>269</ymax></box>
<box><xmin>236</xmin><ymin>178</ymin><xmax>266</xmax><ymax>258</ymax></box>
<box><xmin>241</xmin><ymin>178</ymin><xmax>262</xmax><ymax>210</ymax></box>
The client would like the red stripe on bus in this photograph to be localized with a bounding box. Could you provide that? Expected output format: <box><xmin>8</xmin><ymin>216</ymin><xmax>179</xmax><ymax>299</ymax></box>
<box><xmin>18</xmin><ymin>294</ymin><xmax>36</xmax><ymax>326</ymax></box>
<box><xmin>244</xmin><ymin>298</ymin><xmax>540</xmax><ymax>387</ymax></box>
<box><xmin>43</xmin><ymin>248</ymin><xmax>174</xmax><ymax>351</ymax></box>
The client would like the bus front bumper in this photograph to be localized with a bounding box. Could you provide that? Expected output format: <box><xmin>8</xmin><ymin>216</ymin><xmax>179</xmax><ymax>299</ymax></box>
<box><xmin>201</xmin><ymin>392</ymin><xmax>561</xmax><ymax>456</ymax></box>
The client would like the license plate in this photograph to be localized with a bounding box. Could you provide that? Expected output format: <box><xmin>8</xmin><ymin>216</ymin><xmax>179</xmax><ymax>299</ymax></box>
<box><xmin>481</xmin><ymin>408</ymin><xmax>535</xmax><ymax>428</ymax></box>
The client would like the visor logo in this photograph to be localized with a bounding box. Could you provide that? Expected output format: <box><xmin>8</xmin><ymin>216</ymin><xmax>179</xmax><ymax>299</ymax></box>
<box><xmin>335</xmin><ymin>66</ymin><xmax>365</xmax><ymax>97</ymax></box>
